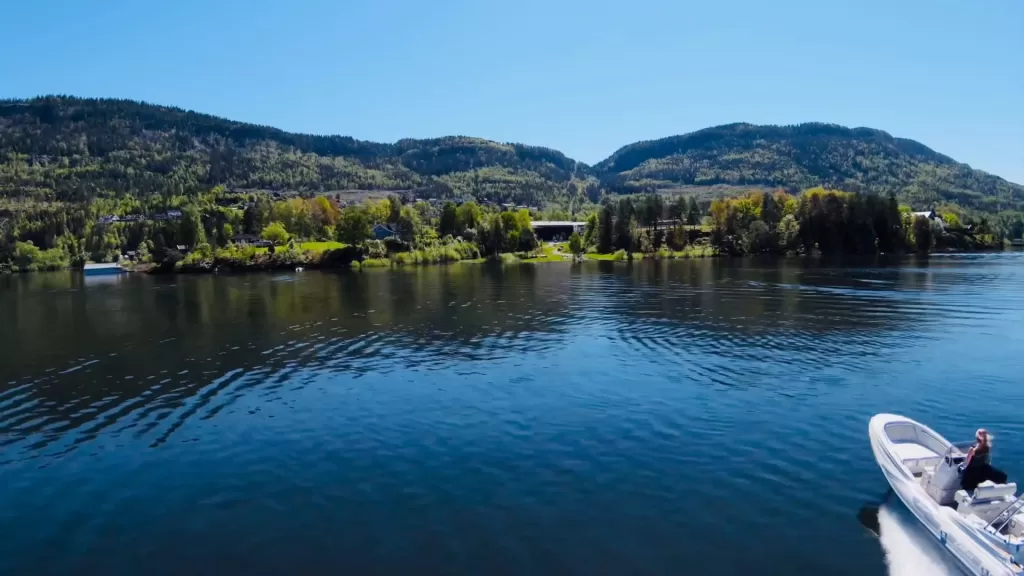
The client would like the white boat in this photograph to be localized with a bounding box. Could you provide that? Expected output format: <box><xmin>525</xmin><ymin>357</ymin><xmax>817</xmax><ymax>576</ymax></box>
<box><xmin>870</xmin><ymin>414</ymin><xmax>1024</xmax><ymax>575</ymax></box>
<box><xmin>83</xmin><ymin>262</ymin><xmax>126</xmax><ymax>276</ymax></box>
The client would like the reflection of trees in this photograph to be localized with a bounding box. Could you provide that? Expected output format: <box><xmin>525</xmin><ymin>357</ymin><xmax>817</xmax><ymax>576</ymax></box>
<box><xmin>577</xmin><ymin>257</ymin><xmax>972</xmax><ymax>369</ymax></box>
<box><xmin>0</xmin><ymin>255</ymin><xmax>1007</xmax><ymax>459</ymax></box>
<box><xmin>0</xmin><ymin>265</ymin><xmax>576</xmax><ymax>458</ymax></box>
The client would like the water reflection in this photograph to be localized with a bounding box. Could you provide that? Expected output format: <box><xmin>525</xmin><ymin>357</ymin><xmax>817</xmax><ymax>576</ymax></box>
<box><xmin>4</xmin><ymin>257</ymin><xmax>1024</xmax><ymax>463</ymax></box>
<box><xmin>1</xmin><ymin>255</ymin><xmax>1023</xmax><ymax>575</ymax></box>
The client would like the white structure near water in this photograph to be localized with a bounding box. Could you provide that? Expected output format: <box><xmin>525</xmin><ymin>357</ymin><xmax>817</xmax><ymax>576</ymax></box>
<box><xmin>83</xmin><ymin>263</ymin><xmax>126</xmax><ymax>276</ymax></box>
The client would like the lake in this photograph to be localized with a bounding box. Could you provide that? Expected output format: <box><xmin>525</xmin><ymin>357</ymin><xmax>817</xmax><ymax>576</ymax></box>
<box><xmin>2</xmin><ymin>256</ymin><xmax>1023</xmax><ymax>575</ymax></box>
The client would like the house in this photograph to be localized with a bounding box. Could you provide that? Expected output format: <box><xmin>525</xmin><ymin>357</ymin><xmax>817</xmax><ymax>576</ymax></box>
<box><xmin>151</xmin><ymin>210</ymin><xmax>183</xmax><ymax>221</ymax></box>
<box><xmin>912</xmin><ymin>209</ymin><xmax>944</xmax><ymax>230</ymax></box>
<box><xmin>231</xmin><ymin>234</ymin><xmax>272</xmax><ymax>248</ymax></box>
<box><xmin>231</xmin><ymin>234</ymin><xmax>260</xmax><ymax>244</ymax></box>
<box><xmin>373</xmin><ymin>223</ymin><xmax>398</xmax><ymax>240</ymax></box>
<box><xmin>531</xmin><ymin>220</ymin><xmax>586</xmax><ymax>242</ymax></box>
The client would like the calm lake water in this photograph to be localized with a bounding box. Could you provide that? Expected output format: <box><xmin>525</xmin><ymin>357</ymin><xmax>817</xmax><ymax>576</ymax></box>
<box><xmin>3</xmin><ymin>256</ymin><xmax>1024</xmax><ymax>575</ymax></box>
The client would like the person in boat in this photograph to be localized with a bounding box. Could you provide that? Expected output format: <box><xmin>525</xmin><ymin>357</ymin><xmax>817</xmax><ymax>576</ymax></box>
<box><xmin>961</xmin><ymin>428</ymin><xmax>1008</xmax><ymax>491</ymax></box>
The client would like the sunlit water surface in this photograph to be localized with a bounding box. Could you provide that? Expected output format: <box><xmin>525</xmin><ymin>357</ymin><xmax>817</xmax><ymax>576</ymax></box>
<box><xmin>3</xmin><ymin>255</ymin><xmax>1023</xmax><ymax>574</ymax></box>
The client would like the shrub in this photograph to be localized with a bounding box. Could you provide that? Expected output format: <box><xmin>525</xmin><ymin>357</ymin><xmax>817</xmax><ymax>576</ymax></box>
<box><xmin>364</xmin><ymin>240</ymin><xmax>387</xmax><ymax>259</ymax></box>
<box><xmin>359</xmin><ymin>258</ymin><xmax>391</xmax><ymax>268</ymax></box>
<box><xmin>261</xmin><ymin>221</ymin><xmax>290</xmax><ymax>245</ymax></box>
<box><xmin>637</xmin><ymin>230</ymin><xmax>654</xmax><ymax>253</ymax></box>
<box><xmin>493</xmin><ymin>253</ymin><xmax>520</xmax><ymax>264</ymax></box>
<box><xmin>612</xmin><ymin>249</ymin><xmax>628</xmax><ymax>261</ymax></box>
<box><xmin>665</xmin><ymin>225</ymin><xmax>686</xmax><ymax>251</ymax></box>
<box><xmin>743</xmin><ymin>221</ymin><xmax>772</xmax><ymax>254</ymax></box>
<box><xmin>384</xmin><ymin>237</ymin><xmax>412</xmax><ymax>254</ymax></box>
<box><xmin>13</xmin><ymin>241</ymin><xmax>70</xmax><ymax>271</ymax></box>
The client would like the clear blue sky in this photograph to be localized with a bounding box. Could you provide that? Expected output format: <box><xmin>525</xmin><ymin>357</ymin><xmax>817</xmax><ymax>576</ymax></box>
<box><xmin>2</xmin><ymin>0</ymin><xmax>1021</xmax><ymax>183</ymax></box>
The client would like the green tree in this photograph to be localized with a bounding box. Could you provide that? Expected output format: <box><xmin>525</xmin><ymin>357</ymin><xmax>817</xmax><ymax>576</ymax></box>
<box><xmin>583</xmin><ymin>212</ymin><xmax>599</xmax><ymax>247</ymax></box>
<box><xmin>261</xmin><ymin>221</ymin><xmax>291</xmax><ymax>245</ymax></box>
<box><xmin>670</xmin><ymin>196</ymin><xmax>688</xmax><ymax>221</ymax></box>
<box><xmin>640</xmin><ymin>193</ymin><xmax>665</xmax><ymax>229</ymax></box>
<box><xmin>366</xmin><ymin>199</ymin><xmax>390</xmax><ymax>225</ymax></box>
<box><xmin>760</xmin><ymin>192</ymin><xmax>781</xmax><ymax>229</ymax></box>
<box><xmin>942</xmin><ymin>212</ymin><xmax>962</xmax><ymax>229</ymax></box>
<box><xmin>396</xmin><ymin>205</ymin><xmax>421</xmax><ymax>243</ymax></box>
<box><xmin>388</xmin><ymin>195</ymin><xmax>403</xmax><ymax>224</ymax></box>
<box><xmin>598</xmin><ymin>203</ymin><xmax>614</xmax><ymax>253</ymax></box>
<box><xmin>614</xmin><ymin>197</ymin><xmax>635</xmax><ymax>251</ymax></box>
<box><xmin>13</xmin><ymin>241</ymin><xmax>42</xmax><ymax>270</ymax></box>
<box><xmin>337</xmin><ymin>205</ymin><xmax>372</xmax><ymax>245</ymax></box>
<box><xmin>913</xmin><ymin>216</ymin><xmax>933</xmax><ymax>252</ymax></box>
<box><xmin>777</xmin><ymin>214</ymin><xmax>800</xmax><ymax>252</ymax></box>
<box><xmin>686</xmin><ymin>197</ymin><xmax>700</xmax><ymax>226</ymax></box>
<box><xmin>567</xmin><ymin>231</ymin><xmax>584</xmax><ymax>260</ymax></box>
<box><xmin>743</xmin><ymin>220</ymin><xmax>772</xmax><ymax>253</ymax></box>
<box><xmin>456</xmin><ymin>201</ymin><xmax>483</xmax><ymax>233</ymax></box>
<box><xmin>481</xmin><ymin>213</ymin><xmax>505</xmax><ymax>255</ymax></box>
<box><xmin>244</xmin><ymin>197</ymin><xmax>273</xmax><ymax>235</ymax></box>
<box><xmin>439</xmin><ymin>202</ymin><xmax>458</xmax><ymax>237</ymax></box>
<box><xmin>180</xmin><ymin>205</ymin><xmax>206</xmax><ymax>248</ymax></box>
<box><xmin>667</xmin><ymin>223</ymin><xmax>688</xmax><ymax>250</ymax></box>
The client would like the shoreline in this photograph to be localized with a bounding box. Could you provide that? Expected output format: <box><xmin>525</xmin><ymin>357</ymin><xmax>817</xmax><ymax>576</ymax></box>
<box><xmin>6</xmin><ymin>245</ymin><xmax>1016</xmax><ymax>276</ymax></box>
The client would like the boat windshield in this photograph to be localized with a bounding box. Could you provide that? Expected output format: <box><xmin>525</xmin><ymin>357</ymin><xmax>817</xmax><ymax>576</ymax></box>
<box><xmin>943</xmin><ymin>441</ymin><xmax>973</xmax><ymax>465</ymax></box>
<box><xmin>949</xmin><ymin>441</ymin><xmax>975</xmax><ymax>454</ymax></box>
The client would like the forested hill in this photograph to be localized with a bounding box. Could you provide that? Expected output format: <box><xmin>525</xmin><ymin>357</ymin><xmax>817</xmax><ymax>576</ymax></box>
<box><xmin>1</xmin><ymin>96</ymin><xmax>1022</xmax><ymax>212</ymax></box>
<box><xmin>598</xmin><ymin>123</ymin><xmax>1024</xmax><ymax>211</ymax></box>
<box><xmin>0</xmin><ymin>96</ymin><xmax>585</xmax><ymax>207</ymax></box>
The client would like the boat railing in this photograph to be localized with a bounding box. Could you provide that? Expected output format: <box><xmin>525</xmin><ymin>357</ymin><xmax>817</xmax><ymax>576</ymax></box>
<box><xmin>989</xmin><ymin>497</ymin><xmax>1024</xmax><ymax>533</ymax></box>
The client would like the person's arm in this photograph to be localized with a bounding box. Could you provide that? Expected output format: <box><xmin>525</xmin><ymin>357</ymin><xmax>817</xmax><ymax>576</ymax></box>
<box><xmin>965</xmin><ymin>446</ymin><xmax>976</xmax><ymax>467</ymax></box>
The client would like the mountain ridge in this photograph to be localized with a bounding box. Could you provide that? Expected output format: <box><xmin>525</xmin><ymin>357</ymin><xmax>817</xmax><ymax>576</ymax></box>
<box><xmin>1</xmin><ymin>96</ymin><xmax>1021</xmax><ymax>212</ymax></box>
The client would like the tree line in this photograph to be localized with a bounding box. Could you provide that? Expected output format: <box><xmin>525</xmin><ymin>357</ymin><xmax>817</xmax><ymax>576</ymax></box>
<box><xmin>2</xmin><ymin>183</ymin><xmax>1019</xmax><ymax>272</ymax></box>
<box><xmin>0</xmin><ymin>185</ymin><xmax>548</xmax><ymax>271</ymax></box>
<box><xmin>572</xmin><ymin>189</ymin><xmax>1006</xmax><ymax>259</ymax></box>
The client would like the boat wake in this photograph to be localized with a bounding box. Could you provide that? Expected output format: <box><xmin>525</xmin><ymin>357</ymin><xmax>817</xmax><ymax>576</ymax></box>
<box><xmin>877</xmin><ymin>501</ymin><xmax>963</xmax><ymax>576</ymax></box>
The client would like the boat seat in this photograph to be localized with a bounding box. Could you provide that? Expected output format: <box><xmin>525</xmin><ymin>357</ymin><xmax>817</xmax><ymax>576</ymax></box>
<box><xmin>974</xmin><ymin>481</ymin><xmax>1017</xmax><ymax>503</ymax></box>
<box><xmin>903</xmin><ymin>456</ymin><xmax>943</xmax><ymax>475</ymax></box>
<box><xmin>955</xmin><ymin>482</ymin><xmax>1019</xmax><ymax>524</ymax></box>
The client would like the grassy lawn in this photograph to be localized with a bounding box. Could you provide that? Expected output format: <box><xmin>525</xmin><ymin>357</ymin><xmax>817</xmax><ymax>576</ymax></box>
<box><xmin>521</xmin><ymin>254</ymin><xmax>566</xmax><ymax>263</ymax></box>
<box><xmin>521</xmin><ymin>243</ymin><xmax>573</xmax><ymax>263</ymax></box>
<box><xmin>254</xmin><ymin>241</ymin><xmax>345</xmax><ymax>254</ymax></box>
<box><xmin>299</xmin><ymin>241</ymin><xmax>345</xmax><ymax>251</ymax></box>
<box><xmin>584</xmin><ymin>252</ymin><xmax>622</xmax><ymax>261</ymax></box>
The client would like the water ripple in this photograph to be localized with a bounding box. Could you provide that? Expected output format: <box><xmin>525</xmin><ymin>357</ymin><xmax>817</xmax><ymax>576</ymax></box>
<box><xmin>1</xmin><ymin>256</ymin><xmax>1024</xmax><ymax>575</ymax></box>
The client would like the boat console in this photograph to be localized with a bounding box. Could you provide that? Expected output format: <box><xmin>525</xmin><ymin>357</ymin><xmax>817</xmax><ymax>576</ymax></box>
<box><xmin>923</xmin><ymin>444</ymin><xmax>968</xmax><ymax>506</ymax></box>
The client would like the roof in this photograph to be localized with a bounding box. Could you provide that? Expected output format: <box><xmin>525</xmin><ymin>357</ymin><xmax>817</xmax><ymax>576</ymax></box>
<box><xmin>912</xmin><ymin>211</ymin><xmax>934</xmax><ymax>218</ymax></box>
<box><xmin>530</xmin><ymin>221</ymin><xmax>586</xmax><ymax>227</ymax></box>
<box><xmin>84</xmin><ymin>263</ymin><xmax>122</xmax><ymax>270</ymax></box>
